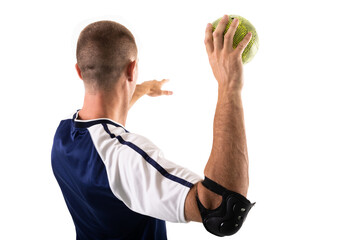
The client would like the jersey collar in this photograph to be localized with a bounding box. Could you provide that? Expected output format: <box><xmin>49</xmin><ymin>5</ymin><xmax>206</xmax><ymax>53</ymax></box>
<box><xmin>72</xmin><ymin>110</ymin><xmax>129</xmax><ymax>133</ymax></box>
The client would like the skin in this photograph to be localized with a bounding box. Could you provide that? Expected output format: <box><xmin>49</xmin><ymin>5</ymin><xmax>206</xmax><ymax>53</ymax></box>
<box><xmin>184</xmin><ymin>15</ymin><xmax>252</xmax><ymax>222</ymax></box>
<box><xmin>75</xmin><ymin>61</ymin><xmax>172</xmax><ymax>124</ymax></box>
<box><xmin>129</xmin><ymin>79</ymin><xmax>173</xmax><ymax>109</ymax></box>
<box><xmin>76</xmin><ymin>15</ymin><xmax>252</xmax><ymax>224</ymax></box>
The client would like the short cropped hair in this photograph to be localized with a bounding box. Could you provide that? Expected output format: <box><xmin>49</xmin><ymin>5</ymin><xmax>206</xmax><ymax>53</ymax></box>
<box><xmin>76</xmin><ymin>20</ymin><xmax>137</xmax><ymax>91</ymax></box>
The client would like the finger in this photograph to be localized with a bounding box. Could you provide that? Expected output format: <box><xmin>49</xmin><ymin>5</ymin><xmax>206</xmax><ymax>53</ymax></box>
<box><xmin>160</xmin><ymin>79</ymin><xmax>169</xmax><ymax>85</ymax></box>
<box><xmin>236</xmin><ymin>32</ymin><xmax>252</xmax><ymax>55</ymax></box>
<box><xmin>204</xmin><ymin>23</ymin><xmax>214</xmax><ymax>54</ymax></box>
<box><xmin>213</xmin><ymin>15</ymin><xmax>229</xmax><ymax>50</ymax></box>
<box><xmin>162</xmin><ymin>90</ymin><xmax>173</xmax><ymax>95</ymax></box>
<box><xmin>159</xmin><ymin>79</ymin><xmax>169</xmax><ymax>88</ymax></box>
<box><xmin>224</xmin><ymin>18</ymin><xmax>239</xmax><ymax>51</ymax></box>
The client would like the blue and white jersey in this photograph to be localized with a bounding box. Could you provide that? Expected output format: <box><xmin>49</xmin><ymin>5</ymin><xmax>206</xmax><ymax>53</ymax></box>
<box><xmin>51</xmin><ymin>110</ymin><xmax>202</xmax><ymax>240</ymax></box>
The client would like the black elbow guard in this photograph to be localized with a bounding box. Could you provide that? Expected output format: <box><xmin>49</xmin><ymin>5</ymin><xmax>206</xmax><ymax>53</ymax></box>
<box><xmin>196</xmin><ymin>177</ymin><xmax>255</xmax><ymax>237</ymax></box>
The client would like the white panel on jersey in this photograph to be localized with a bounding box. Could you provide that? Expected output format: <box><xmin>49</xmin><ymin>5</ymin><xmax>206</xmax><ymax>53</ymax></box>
<box><xmin>88</xmin><ymin>123</ymin><xmax>202</xmax><ymax>223</ymax></box>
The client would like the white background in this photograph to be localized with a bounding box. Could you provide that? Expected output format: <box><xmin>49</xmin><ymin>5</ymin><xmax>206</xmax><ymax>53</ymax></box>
<box><xmin>1</xmin><ymin>0</ymin><xmax>359</xmax><ymax>239</ymax></box>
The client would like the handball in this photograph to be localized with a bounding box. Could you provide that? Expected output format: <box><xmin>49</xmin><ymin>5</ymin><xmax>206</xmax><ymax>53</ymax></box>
<box><xmin>212</xmin><ymin>15</ymin><xmax>259</xmax><ymax>64</ymax></box>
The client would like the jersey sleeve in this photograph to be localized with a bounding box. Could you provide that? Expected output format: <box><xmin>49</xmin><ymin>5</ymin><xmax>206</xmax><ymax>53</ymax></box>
<box><xmin>88</xmin><ymin>123</ymin><xmax>202</xmax><ymax>223</ymax></box>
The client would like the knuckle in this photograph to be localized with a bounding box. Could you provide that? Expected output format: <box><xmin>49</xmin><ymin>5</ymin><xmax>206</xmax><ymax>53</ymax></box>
<box><xmin>204</xmin><ymin>37</ymin><xmax>212</xmax><ymax>45</ymax></box>
<box><xmin>224</xmin><ymin>33</ymin><xmax>232</xmax><ymax>40</ymax></box>
<box><xmin>213</xmin><ymin>31</ymin><xmax>222</xmax><ymax>38</ymax></box>
<box><xmin>238</xmin><ymin>42</ymin><xmax>246</xmax><ymax>50</ymax></box>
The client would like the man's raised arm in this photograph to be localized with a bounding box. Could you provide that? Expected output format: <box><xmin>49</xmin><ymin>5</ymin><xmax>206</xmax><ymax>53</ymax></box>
<box><xmin>184</xmin><ymin>15</ymin><xmax>254</xmax><ymax>236</ymax></box>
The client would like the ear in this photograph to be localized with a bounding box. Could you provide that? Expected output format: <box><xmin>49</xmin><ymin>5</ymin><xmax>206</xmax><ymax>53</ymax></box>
<box><xmin>126</xmin><ymin>60</ymin><xmax>137</xmax><ymax>82</ymax></box>
<box><xmin>75</xmin><ymin>63</ymin><xmax>83</xmax><ymax>80</ymax></box>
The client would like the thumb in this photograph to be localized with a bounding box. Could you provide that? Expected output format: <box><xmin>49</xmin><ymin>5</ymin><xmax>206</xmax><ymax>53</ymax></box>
<box><xmin>160</xmin><ymin>79</ymin><xmax>170</xmax><ymax>86</ymax></box>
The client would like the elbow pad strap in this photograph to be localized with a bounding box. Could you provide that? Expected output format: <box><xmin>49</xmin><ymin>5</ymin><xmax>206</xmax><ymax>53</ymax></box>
<box><xmin>196</xmin><ymin>177</ymin><xmax>255</xmax><ymax>237</ymax></box>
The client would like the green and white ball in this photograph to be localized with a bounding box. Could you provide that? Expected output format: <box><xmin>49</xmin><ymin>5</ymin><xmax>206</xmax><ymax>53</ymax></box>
<box><xmin>212</xmin><ymin>15</ymin><xmax>259</xmax><ymax>64</ymax></box>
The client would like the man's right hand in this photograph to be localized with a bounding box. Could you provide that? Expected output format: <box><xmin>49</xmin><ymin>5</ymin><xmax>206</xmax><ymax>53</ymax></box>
<box><xmin>205</xmin><ymin>15</ymin><xmax>252</xmax><ymax>92</ymax></box>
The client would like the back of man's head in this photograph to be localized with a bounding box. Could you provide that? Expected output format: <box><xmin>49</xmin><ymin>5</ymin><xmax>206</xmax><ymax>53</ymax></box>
<box><xmin>76</xmin><ymin>20</ymin><xmax>137</xmax><ymax>91</ymax></box>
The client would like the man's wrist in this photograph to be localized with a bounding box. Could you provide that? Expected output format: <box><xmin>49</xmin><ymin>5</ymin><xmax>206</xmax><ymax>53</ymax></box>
<box><xmin>135</xmin><ymin>83</ymin><xmax>148</xmax><ymax>96</ymax></box>
<box><xmin>218</xmin><ymin>86</ymin><xmax>243</xmax><ymax>101</ymax></box>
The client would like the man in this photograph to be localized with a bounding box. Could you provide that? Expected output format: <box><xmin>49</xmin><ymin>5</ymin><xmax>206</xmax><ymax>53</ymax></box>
<box><xmin>52</xmin><ymin>15</ymin><xmax>254</xmax><ymax>239</ymax></box>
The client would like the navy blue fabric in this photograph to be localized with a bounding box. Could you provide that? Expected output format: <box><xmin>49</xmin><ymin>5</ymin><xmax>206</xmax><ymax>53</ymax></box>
<box><xmin>51</xmin><ymin>118</ymin><xmax>167</xmax><ymax>240</ymax></box>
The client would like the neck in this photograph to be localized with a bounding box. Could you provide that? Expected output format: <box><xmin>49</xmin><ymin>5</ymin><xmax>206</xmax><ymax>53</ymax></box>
<box><xmin>78</xmin><ymin>87</ymin><xmax>130</xmax><ymax>126</ymax></box>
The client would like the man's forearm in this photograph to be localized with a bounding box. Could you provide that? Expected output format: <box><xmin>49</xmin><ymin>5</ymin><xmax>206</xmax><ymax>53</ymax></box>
<box><xmin>204</xmin><ymin>89</ymin><xmax>249</xmax><ymax>196</ymax></box>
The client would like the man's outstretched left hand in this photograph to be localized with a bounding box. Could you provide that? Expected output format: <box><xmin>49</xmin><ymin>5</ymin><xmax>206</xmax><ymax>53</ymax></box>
<box><xmin>142</xmin><ymin>79</ymin><xmax>173</xmax><ymax>97</ymax></box>
<box><xmin>129</xmin><ymin>79</ymin><xmax>173</xmax><ymax>109</ymax></box>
